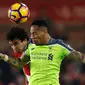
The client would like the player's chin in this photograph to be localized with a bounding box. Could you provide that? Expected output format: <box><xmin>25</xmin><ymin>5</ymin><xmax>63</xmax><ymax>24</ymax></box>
<box><xmin>33</xmin><ymin>41</ymin><xmax>40</xmax><ymax>45</ymax></box>
<box><xmin>32</xmin><ymin>39</ymin><xmax>39</xmax><ymax>44</ymax></box>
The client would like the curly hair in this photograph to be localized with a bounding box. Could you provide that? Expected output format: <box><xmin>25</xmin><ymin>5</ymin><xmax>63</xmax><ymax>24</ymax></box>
<box><xmin>6</xmin><ymin>26</ymin><xmax>29</xmax><ymax>41</ymax></box>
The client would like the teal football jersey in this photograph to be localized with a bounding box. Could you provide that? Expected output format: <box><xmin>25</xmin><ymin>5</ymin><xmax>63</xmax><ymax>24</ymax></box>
<box><xmin>25</xmin><ymin>39</ymin><xmax>73</xmax><ymax>85</ymax></box>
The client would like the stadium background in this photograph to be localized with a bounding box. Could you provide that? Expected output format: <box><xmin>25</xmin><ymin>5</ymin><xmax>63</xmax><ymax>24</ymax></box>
<box><xmin>0</xmin><ymin>0</ymin><xmax>85</xmax><ymax>85</ymax></box>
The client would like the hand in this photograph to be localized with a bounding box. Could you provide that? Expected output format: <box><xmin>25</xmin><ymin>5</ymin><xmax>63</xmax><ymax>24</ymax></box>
<box><xmin>0</xmin><ymin>53</ymin><xmax>9</xmax><ymax>61</ymax></box>
<box><xmin>0</xmin><ymin>53</ymin><xmax>5</xmax><ymax>60</ymax></box>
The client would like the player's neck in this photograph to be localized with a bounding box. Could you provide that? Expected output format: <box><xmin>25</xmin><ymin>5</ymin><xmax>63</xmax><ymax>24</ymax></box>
<box><xmin>45</xmin><ymin>35</ymin><xmax>52</xmax><ymax>44</ymax></box>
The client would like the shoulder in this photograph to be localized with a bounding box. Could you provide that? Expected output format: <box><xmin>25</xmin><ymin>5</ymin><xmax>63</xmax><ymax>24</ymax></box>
<box><xmin>51</xmin><ymin>39</ymin><xmax>73</xmax><ymax>51</ymax></box>
<box><xmin>28</xmin><ymin>38</ymin><xmax>33</xmax><ymax>43</ymax></box>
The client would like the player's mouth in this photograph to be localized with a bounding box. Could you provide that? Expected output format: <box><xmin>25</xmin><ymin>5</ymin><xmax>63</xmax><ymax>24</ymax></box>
<box><xmin>32</xmin><ymin>38</ymin><xmax>38</xmax><ymax>41</ymax></box>
<box><xmin>32</xmin><ymin>39</ymin><xmax>39</xmax><ymax>43</ymax></box>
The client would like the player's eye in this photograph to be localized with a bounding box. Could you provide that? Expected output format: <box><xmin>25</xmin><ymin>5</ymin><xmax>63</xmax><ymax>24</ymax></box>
<box><xmin>9</xmin><ymin>43</ymin><xmax>13</xmax><ymax>46</ymax></box>
<box><xmin>13</xmin><ymin>42</ymin><xmax>19</xmax><ymax>46</ymax></box>
<box><xmin>31</xmin><ymin>32</ymin><xmax>37</xmax><ymax>37</ymax></box>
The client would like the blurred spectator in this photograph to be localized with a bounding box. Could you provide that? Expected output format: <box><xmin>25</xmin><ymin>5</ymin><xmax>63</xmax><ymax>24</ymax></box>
<box><xmin>16</xmin><ymin>73</ymin><xmax>25</xmax><ymax>85</ymax></box>
<box><xmin>0</xmin><ymin>60</ymin><xmax>15</xmax><ymax>85</ymax></box>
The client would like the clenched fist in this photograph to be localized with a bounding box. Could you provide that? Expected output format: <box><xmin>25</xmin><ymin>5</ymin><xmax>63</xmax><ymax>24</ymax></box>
<box><xmin>0</xmin><ymin>53</ymin><xmax>9</xmax><ymax>61</ymax></box>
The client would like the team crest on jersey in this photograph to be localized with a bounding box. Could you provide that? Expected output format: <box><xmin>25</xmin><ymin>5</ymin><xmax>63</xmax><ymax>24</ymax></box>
<box><xmin>31</xmin><ymin>48</ymin><xmax>35</xmax><ymax>50</ymax></box>
<box><xmin>49</xmin><ymin>46</ymin><xmax>52</xmax><ymax>50</ymax></box>
<box><xmin>49</xmin><ymin>46</ymin><xmax>52</xmax><ymax>52</ymax></box>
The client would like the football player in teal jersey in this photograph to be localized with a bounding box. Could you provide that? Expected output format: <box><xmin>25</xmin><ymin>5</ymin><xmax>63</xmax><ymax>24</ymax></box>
<box><xmin>19</xmin><ymin>20</ymin><xmax>85</xmax><ymax>85</ymax></box>
<box><xmin>0</xmin><ymin>20</ymin><xmax>85</xmax><ymax>85</ymax></box>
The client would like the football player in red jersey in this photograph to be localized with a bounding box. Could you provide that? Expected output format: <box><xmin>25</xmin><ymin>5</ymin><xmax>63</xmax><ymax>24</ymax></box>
<box><xmin>6</xmin><ymin>27</ymin><xmax>31</xmax><ymax>85</ymax></box>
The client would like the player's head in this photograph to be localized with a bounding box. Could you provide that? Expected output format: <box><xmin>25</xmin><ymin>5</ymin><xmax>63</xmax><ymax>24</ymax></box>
<box><xmin>30</xmin><ymin>19</ymin><xmax>51</xmax><ymax>44</ymax></box>
<box><xmin>6</xmin><ymin>27</ymin><xmax>29</xmax><ymax>53</ymax></box>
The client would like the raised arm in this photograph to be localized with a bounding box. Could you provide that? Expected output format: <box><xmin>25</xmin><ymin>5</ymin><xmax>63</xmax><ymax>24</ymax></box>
<box><xmin>0</xmin><ymin>53</ymin><xmax>30</xmax><ymax>69</ymax></box>
<box><xmin>66</xmin><ymin>51</ymin><xmax>85</xmax><ymax>63</ymax></box>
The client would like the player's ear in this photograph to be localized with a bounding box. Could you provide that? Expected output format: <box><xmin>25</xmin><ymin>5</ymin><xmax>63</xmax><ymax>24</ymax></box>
<box><xmin>44</xmin><ymin>29</ymin><xmax>48</xmax><ymax>33</ymax></box>
<box><xmin>24</xmin><ymin>38</ymin><xmax>27</xmax><ymax>41</ymax></box>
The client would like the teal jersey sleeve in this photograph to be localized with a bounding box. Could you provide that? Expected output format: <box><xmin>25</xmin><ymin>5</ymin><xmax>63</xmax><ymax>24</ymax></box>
<box><xmin>25</xmin><ymin>38</ymin><xmax>33</xmax><ymax>55</ymax></box>
<box><xmin>25</xmin><ymin>44</ymin><xmax>30</xmax><ymax>56</ymax></box>
<box><xmin>23</xmin><ymin>39</ymin><xmax>74</xmax><ymax>85</ymax></box>
<box><xmin>25</xmin><ymin>43</ymin><xmax>36</xmax><ymax>56</ymax></box>
<box><xmin>56</xmin><ymin>39</ymin><xmax>73</xmax><ymax>59</ymax></box>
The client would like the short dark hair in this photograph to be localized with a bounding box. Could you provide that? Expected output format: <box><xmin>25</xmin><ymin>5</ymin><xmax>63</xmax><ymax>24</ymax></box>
<box><xmin>6</xmin><ymin>27</ymin><xmax>29</xmax><ymax>41</ymax></box>
<box><xmin>31</xmin><ymin>20</ymin><xmax>49</xmax><ymax>29</ymax></box>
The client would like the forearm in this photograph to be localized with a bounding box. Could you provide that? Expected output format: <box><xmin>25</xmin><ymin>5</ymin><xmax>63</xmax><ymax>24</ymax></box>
<box><xmin>0</xmin><ymin>53</ymin><xmax>30</xmax><ymax>68</ymax></box>
<box><xmin>79</xmin><ymin>52</ymin><xmax>85</xmax><ymax>63</ymax></box>
<box><xmin>7</xmin><ymin>56</ymin><xmax>24</xmax><ymax>69</ymax></box>
<box><xmin>8</xmin><ymin>53</ymin><xmax>30</xmax><ymax>68</ymax></box>
<box><xmin>66</xmin><ymin>51</ymin><xmax>85</xmax><ymax>63</ymax></box>
<box><xmin>0</xmin><ymin>53</ymin><xmax>23</xmax><ymax>69</ymax></box>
